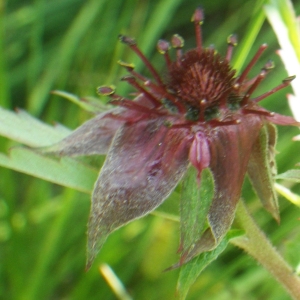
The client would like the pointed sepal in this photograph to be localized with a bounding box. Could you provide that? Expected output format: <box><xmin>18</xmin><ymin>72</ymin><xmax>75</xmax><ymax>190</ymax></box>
<box><xmin>39</xmin><ymin>109</ymin><xmax>124</xmax><ymax>157</ymax></box>
<box><xmin>86</xmin><ymin>119</ymin><xmax>192</xmax><ymax>268</ymax></box>
<box><xmin>247</xmin><ymin>122</ymin><xmax>280</xmax><ymax>222</ymax></box>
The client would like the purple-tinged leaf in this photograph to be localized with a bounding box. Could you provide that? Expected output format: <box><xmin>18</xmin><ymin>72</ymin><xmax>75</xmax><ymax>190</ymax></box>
<box><xmin>86</xmin><ymin>119</ymin><xmax>192</xmax><ymax>268</ymax></box>
<box><xmin>247</xmin><ymin>123</ymin><xmax>280</xmax><ymax>222</ymax></box>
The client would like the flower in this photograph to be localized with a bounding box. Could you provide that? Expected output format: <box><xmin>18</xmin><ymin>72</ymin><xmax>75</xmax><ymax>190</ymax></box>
<box><xmin>43</xmin><ymin>7</ymin><xmax>298</xmax><ymax>269</ymax></box>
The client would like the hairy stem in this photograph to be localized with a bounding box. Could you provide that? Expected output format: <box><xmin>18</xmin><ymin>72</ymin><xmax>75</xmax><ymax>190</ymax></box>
<box><xmin>231</xmin><ymin>200</ymin><xmax>300</xmax><ymax>300</ymax></box>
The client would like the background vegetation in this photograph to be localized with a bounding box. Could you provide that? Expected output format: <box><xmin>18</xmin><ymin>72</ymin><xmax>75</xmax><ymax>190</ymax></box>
<box><xmin>1</xmin><ymin>0</ymin><xmax>300</xmax><ymax>299</ymax></box>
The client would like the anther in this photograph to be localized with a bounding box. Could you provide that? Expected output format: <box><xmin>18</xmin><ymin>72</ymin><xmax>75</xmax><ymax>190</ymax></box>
<box><xmin>157</xmin><ymin>39</ymin><xmax>172</xmax><ymax>68</ymax></box>
<box><xmin>171</xmin><ymin>34</ymin><xmax>185</xmax><ymax>65</ymax></box>
<box><xmin>97</xmin><ymin>86</ymin><xmax>116</xmax><ymax>96</ymax></box>
<box><xmin>263</xmin><ymin>60</ymin><xmax>275</xmax><ymax>71</ymax></box>
<box><xmin>117</xmin><ymin>60</ymin><xmax>135</xmax><ymax>72</ymax></box>
<box><xmin>118</xmin><ymin>35</ymin><xmax>136</xmax><ymax>46</ymax></box>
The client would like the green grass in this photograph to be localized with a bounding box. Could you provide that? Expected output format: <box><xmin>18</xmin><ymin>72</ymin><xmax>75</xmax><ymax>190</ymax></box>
<box><xmin>1</xmin><ymin>0</ymin><xmax>300</xmax><ymax>299</ymax></box>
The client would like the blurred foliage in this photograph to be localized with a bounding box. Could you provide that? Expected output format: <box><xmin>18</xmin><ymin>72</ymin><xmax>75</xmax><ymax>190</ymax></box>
<box><xmin>1</xmin><ymin>0</ymin><xmax>300</xmax><ymax>299</ymax></box>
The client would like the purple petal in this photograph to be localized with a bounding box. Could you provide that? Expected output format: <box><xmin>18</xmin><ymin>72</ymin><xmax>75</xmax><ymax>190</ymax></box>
<box><xmin>181</xmin><ymin>114</ymin><xmax>264</xmax><ymax>263</ymax></box>
<box><xmin>207</xmin><ymin>114</ymin><xmax>263</xmax><ymax>242</ymax></box>
<box><xmin>86</xmin><ymin>118</ymin><xmax>192</xmax><ymax>268</ymax></box>
<box><xmin>189</xmin><ymin>132</ymin><xmax>211</xmax><ymax>179</ymax></box>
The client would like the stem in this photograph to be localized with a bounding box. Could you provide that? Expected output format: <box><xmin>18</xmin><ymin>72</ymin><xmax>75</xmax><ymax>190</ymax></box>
<box><xmin>231</xmin><ymin>200</ymin><xmax>300</xmax><ymax>300</ymax></box>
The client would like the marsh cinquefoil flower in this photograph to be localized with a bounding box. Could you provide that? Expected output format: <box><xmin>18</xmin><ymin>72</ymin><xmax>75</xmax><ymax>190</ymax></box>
<box><xmin>45</xmin><ymin>8</ymin><xmax>298</xmax><ymax>268</ymax></box>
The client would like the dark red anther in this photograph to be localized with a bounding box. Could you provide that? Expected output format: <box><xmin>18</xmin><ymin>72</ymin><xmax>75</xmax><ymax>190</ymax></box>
<box><xmin>226</xmin><ymin>34</ymin><xmax>238</xmax><ymax>62</ymax></box>
<box><xmin>118</xmin><ymin>35</ymin><xmax>136</xmax><ymax>46</ymax></box>
<box><xmin>157</xmin><ymin>39</ymin><xmax>172</xmax><ymax>68</ymax></box>
<box><xmin>97</xmin><ymin>86</ymin><xmax>115</xmax><ymax>96</ymax></box>
<box><xmin>263</xmin><ymin>60</ymin><xmax>275</xmax><ymax>71</ymax></box>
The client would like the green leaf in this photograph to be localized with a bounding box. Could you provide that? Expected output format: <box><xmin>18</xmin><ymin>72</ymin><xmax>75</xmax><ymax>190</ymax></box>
<box><xmin>0</xmin><ymin>106</ymin><xmax>98</xmax><ymax>193</ymax></box>
<box><xmin>0</xmin><ymin>147</ymin><xmax>97</xmax><ymax>193</ymax></box>
<box><xmin>51</xmin><ymin>90</ymin><xmax>111</xmax><ymax>113</ymax></box>
<box><xmin>179</xmin><ymin>167</ymin><xmax>214</xmax><ymax>260</ymax></box>
<box><xmin>0</xmin><ymin>107</ymin><xmax>70</xmax><ymax>147</ymax></box>
<box><xmin>177</xmin><ymin>230</ymin><xmax>244</xmax><ymax>300</ymax></box>
<box><xmin>276</xmin><ymin>169</ymin><xmax>300</xmax><ymax>182</ymax></box>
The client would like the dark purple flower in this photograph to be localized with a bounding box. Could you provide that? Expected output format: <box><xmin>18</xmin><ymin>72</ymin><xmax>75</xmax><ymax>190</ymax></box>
<box><xmin>43</xmin><ymin>8</ymin><xmax>299</xmax><ymax>268</ymax></box>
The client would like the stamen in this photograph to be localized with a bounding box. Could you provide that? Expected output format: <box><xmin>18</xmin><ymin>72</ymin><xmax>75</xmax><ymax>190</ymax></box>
<box><xmin>236</xmin><ymin>44</ymin><xmax>268</xmax><ymax>86</ymax></box>
<box><xmin>241</xmin><ymin>70</ymin><xmax>267</xmax><ymax>105</ymax></box>
<box><xmin>243</xmin><ymin>108</ymin><xmax>275</xmax><ymax>117</ymax></box>
<box><xmin>253</xmin><ymin>75</ymin><xmax>295</xmax><ymax>103</ymax></box>
<box><xmin>171</xmin><ymin>34</ymin><xmax>184</xmax><ymax>65</ymax></box>
<box><xmin>119</xmin><ymin>34</ymin><xmax>164</xmax><ymax>86</ymax></box>
<box><xmin>240</xmin><ymin>60</ymin><xmax>275</xmax><ymax>90</ymax></box>
<box><xmin>121</xmin><ymin>75</ymin><xmax>162</xmax><ymax>107</ymax></box>
<box><xmin>144</xmin><ymin>80</ymin><xmax>186</xmax><ymax>113</ymax></box>
<box><xmin>226</xmin><ymin>34</ymin><xmax>238</xmax><ymax>62</ymax></box>
<box><xmin>191</xmin><ymin>6</ymin><xmax>204</xmax><ymax>53</ymax></box>
<box><xmin>157</xmin><ymin>40</ymin><xmax>172</xmax><ymax>69</ymax></box>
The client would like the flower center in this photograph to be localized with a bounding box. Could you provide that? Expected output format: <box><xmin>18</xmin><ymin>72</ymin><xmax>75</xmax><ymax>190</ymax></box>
<box><xmin>167</xmin><ymin>48</ymin><xmax>236</xmax><ymax>121</ymax></box>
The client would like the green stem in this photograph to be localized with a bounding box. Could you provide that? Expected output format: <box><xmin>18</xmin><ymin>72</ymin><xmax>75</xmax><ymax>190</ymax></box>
<box><xmin>231</xmin><ymin>200</ymin><xmax>300</xmax><ymax>300</ymax></box>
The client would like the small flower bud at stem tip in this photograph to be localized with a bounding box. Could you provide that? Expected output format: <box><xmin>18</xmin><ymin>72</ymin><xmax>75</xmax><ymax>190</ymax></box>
<box><xmin>97</xmin><ymin>86</ymin><xmax>115</xmax><ymax>96</ymax></box>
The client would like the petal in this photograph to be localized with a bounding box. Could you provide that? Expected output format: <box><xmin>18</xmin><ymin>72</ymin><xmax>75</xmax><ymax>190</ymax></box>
<box><xmin>189</xmin><ymin>132</ymin><xmax>211</xmax><ymax>179</ymax></box>
<box><xmin>86</xmin><ymin>118</ymin><xmax>191</xmax><ymax>268</ymax></box>
<box><xmin>247</xmin><ymin>122</ymin><xmax>280</xmax><ymax>222</ymax></box>
<box><xmin>181</xmin><ymin>114</ymin><xmax>264</xmax><ymax>263</ymax></box>
<box><xmin>40</xmin><ymin>108</ymin><xmax>124</xmax><ymax>156</ymax></box>
<box><xmin>39</xmin><ymin>95</ymin><xmax>158</xmax><ymax>157</ymax></box>
<box><xmin>208</xmin><ymin>115</ymin><xmax>263</xmax><ymax>242</ymax></box>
